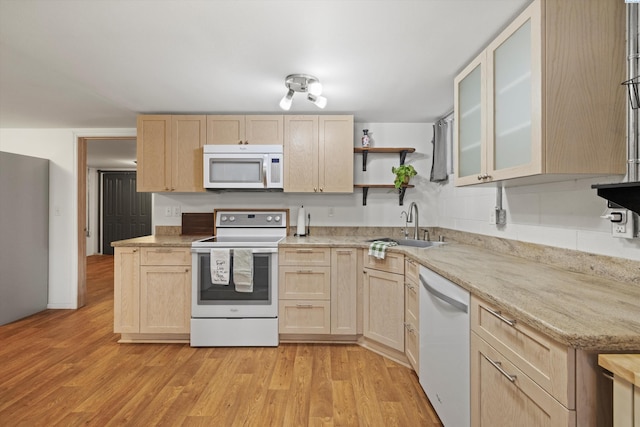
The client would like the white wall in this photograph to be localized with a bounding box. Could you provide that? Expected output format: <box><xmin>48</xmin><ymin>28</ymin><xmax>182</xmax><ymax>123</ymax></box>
<box><xmin>0</xmin><ymin>128</ymin><xmax>135</xmax><ymax>308</ymax></box>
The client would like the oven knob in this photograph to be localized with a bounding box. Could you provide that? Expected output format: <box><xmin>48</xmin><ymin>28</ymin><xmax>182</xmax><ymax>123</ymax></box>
<box><xmin>274</xmin><ymin>215</ymin><xmax>281</xmax><ymax>222</ymax></box>
<box><xmin>229</xmin><ymin>216</ymin><xmax>235</xmax><ymax>222</ymax></box>
<box><xmin>220</xmin><ymin>216</ymin><xmax>227</xmax><ymax>222</ymax></box>
<box><xmin>266</xmin><ymin>216</ymin><xmax>273</xmax><ymax>222</ymax></box>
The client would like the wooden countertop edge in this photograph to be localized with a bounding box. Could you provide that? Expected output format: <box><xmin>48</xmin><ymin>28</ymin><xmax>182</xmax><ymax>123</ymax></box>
<box><xmin>598</xmin><ymin>354</ymin><xmax>640</xmax><ymax>385</ymax></box>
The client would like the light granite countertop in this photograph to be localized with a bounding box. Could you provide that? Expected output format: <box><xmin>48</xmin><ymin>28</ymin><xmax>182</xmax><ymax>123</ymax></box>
<box><xmin>112</xmin><ymin>233</ymin><xmax>640</xmax><ymax>352</ymax></box>
<box><xmin>281</xmin><ymin>236</ymin><xmax>640</xmax><ymax>352</ymax></box>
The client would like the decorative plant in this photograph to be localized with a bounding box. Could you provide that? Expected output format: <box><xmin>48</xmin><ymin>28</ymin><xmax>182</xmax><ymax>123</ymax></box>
<box><xmin>392</xmin><ymin>164</ymin><xmax>417</xmax><ymax>189</ymax></box>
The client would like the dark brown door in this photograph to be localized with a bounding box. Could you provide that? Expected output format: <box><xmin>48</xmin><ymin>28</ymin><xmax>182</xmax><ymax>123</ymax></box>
<box><xmin>101</xmin><ymin>171</ymin><xmax>151</xmax><ymax>255</ymax></box>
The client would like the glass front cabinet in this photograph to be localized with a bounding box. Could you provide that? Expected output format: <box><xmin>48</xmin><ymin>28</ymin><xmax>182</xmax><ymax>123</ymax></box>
<box><xmin>454</xmin><ymin>0</ymin><xmax>625</xmax><ymax>187</ymax></box>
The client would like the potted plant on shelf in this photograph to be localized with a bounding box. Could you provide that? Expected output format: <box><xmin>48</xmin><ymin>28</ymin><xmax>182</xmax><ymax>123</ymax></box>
<box><xmin>392</xmin><ymin>164</ymin><xmax>417</xmax><ymax>189</ymax></box>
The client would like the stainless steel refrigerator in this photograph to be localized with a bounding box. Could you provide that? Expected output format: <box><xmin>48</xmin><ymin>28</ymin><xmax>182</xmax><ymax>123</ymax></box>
<box><xmin>0</xmin><ymin>151</ymin><xmax>49</xmax><ymax>325</ymax></box>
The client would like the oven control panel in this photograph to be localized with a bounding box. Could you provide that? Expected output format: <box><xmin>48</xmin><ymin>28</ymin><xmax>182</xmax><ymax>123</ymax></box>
<box><xmin>215</xmin><ymin>211</ymin><xmax>287</xmax><ymax>228</ymax></box>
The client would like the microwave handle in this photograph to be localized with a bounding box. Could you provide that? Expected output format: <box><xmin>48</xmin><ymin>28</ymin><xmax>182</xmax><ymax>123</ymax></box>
<box><xmin>263</xmin><ymin>158</ymin><xmax>268</xmax><ymax>188</ymax></box>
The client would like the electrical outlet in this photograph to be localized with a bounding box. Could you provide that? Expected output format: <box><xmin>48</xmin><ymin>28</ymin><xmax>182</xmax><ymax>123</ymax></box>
<box><xmin>173</xmin><ymin>206</ymin><xmax>181</xmax><ymax>216</ymax></box>
<box><xmin>611</xmin><ymin>210</ymin><xmax>635</xmax><ymax>239</ymax></box>
<box><xmin>328</xmin><ymin>207</ymin><xmax>334</xmax><ymax>217</ymax></box>
<box><xmin>164</xmin><ymin>207</ymin><xmax>172</xmax><ymax>217</ymax></box>
<box><xmin>496</xmin><ymin>209</ymin><xmax>507</xmax><ymax>225</ymax></box>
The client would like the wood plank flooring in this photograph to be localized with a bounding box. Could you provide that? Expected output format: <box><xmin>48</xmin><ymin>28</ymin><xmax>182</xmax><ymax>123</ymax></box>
<box><xmin>0</xmin><ymin>255</ymin><xmax>443</xmax><ymax>426</ymax></box>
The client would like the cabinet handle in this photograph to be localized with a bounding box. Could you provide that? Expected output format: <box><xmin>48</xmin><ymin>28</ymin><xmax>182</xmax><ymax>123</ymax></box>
<box><xmin>238</xmin><ymin>140</ymin><xmax>243</xmax><ymax>144</ymax></box>
<box><xmin>296</xmin><ymin>270</ymin><xmax>313</xmax><ymax>274</ymax></box>
<box><xmin>320</xmin><ymin>188</ymin><xmax>323</xmax><ymax>192</ymax></box>
<box><xmin>185</xmin><ymin>268</ymin><xmax>189</xmax><ymax>273</ymax></box>
<box><xmin>483</xmin><ymin>354</ymin><xmax>517</xmax><ymax>383</ymax></box>
<box><xmin>335</xmin><ymin>250</ymin><xmax>351</xmax><ymax>254</ymax></box>
<box><xmin>132</xmin><ymin>249</ymin><xmax>138</xmax><ymax>253</ymax></box>
<box><xmin>314</xmin><ymin>187</ymin><xmax>318</xmax><ymax>192</ymax></box>
<box><xmin>296</xmin><ymin>304</ymin><xmax>313</xmax><ymax>308</ymax></box>
<box><xmin>295</xmin><ymin>249</ymin><xmax>313</xmax><ymax>253</ymax></box>
<box><xmin>405</xmin><ymin>283</ymin><xmax>416</xmax><ymax>293</ymax></box>
<box><xmin>484</xmin><ymin>306</ymin><xmax>516</xmax><ymax>327</ymax></box>
<box><xmin>155</xmin><ymin>248</ymin><xmax>173</xmax><ymax>253</ymax></box>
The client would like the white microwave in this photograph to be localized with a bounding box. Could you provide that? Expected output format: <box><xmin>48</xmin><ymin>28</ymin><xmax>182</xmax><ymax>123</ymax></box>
<box><xmin>203</xmin><ymin>145</ymin><xmax>284</xmax><ymax>190</ymax></box>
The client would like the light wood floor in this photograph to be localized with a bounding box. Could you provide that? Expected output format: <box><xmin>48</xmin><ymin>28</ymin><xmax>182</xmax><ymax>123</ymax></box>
<box><xmin>0</xmin><ymin>255</ymin><xmax>443</xmax><ymax>426</ymax></box>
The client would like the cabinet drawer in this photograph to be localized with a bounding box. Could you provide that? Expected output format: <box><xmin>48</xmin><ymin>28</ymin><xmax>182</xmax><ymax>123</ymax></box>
<box><xmin>279</xmin><ymin>300</ymin><xmax>331</xmax><ymax>334</ymax></box>
<box><xmin>279</xmin><ymin>247</ymin><xmax>331</xmax><ymax>266</ymax></box>
<box><xmin>405</xmin><ymin>257</ymin><xmax>419</xmax><ymax>284</ymax></box>
<box><xmin>363</xmin><ymin>251</ymin><xmax>404</xmax><ymax>274</ymax></box>
<box><xmin>471</xmin><ymin>333</ymin><xmax>575</xmax><ymax>427</ymax></box>
<box><xmin>141</xmin><ymin>247</ymin><xmax>190</xmax><ymax>266</ymax></box>
<box><xmin>279</xmin><ymin>266</ymin><xmax>331</xmax><ymax>300</ymax></box>
<box><xmin>471</xmin><ymin>296</ymin><xmax>575</xmax><ymax>408</ymax></box>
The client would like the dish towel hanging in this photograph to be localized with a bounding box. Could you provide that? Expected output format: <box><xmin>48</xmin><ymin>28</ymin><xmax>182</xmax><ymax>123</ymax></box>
<box><xmin>210</xmin><ymin>249</ymin><xmax>230</xmax><ymax>285</ymax></box>
<box><xmin>368</xmin><ymin>240</ymin><xmax>398</xmax><ymax>260</ymax></box>
<box><xmin>233</xmin><ymin>249</ymin><xmax>254</xmax><ymax>293</ymax></box>
<box><xmin>430</xmin><ymin>118</ymin><xmax>450</xmax><ymax>183</ymax></box>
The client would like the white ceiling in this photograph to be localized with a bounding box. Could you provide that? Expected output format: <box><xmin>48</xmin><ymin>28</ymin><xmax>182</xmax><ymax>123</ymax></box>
<box><xmin>0</xmin><ymin>0</ymin><xmax>530</xmax><ymax>130</ymax></box>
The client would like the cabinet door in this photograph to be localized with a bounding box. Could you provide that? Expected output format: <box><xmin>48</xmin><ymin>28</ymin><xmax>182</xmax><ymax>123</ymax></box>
<box><xmin>279</xmin><ymin>300</ymin><xmax>331</xmax><ymax>334</ymax></box>
<box><xmin>454</xmin><ymin>52</ymin><xmax>487</xmax><ymax>186</ymax></box>
<box><xmin>404</xmin><ymin>274</ymin><xmax>419</xmax><ymax>371</ymax></box>
<box><xmin>171</xmin><ymin>115</ymin><xmax>205</xmax><ymax>192</ymax></box>
<box><xmin>319</xmin><ymin>115</ymin><xmax>353</xmax><ymax>193</ymax></box>
<box><xmin>114</xmin><ymin>247</ymin><xmax>140</xmax><ymax>333</ymax></box>
<box><xmin>363</xmin><ymin>267</ymin><xmax>404</xmax><ymax>352</ymax></box>
<box><xmin>139</xmin><ymin>265</ymin><xmax>191</xmax><ymax>334</ymax></box>
<box><xmin>137</xmin><ymin>115</ymin><xmax>171</xmax><ymax>192</ymax></box>
<box><xmin>331</xmin><ymin>248</ymin><xmax>357</xmax><ymax>335</ymax></box>
<box><xmin>471</xmin><ymin>333</ymin><xmax>575</xmax><ymax>427</ymax></box>
<box><xmin>279</xmin><ymin>266</ymin><xmax>331</xmax><ymax>300</ymax></box>
<box><xmin>486</xmin><ymin>0</ymin><xmax>542</xmax><ymax>181</ymax></box>
<box><xmin>245</xmin><ymin>115</ymin><xmax>284</xmax><ymax>145</ymax></box>
<box><xmin>206</xmin><ymin>115</ymin><xmax>245</xmax><ymax>145</ymax></box>
<box><xmin>284</xmin><ymin>115</ymin><xmax>319</xmax><ymax>192</ymax></box>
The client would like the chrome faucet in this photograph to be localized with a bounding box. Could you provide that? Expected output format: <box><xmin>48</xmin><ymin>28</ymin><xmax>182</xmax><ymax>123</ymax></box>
<box><xmin>400</xmin><ymin>210</ymin><xmax>410</xmax><ymax>238</ymax></box>
<box><xmin>407</xmin><ymin>202</ymin><xmax>419</xmax><ymax>240</ymax></box>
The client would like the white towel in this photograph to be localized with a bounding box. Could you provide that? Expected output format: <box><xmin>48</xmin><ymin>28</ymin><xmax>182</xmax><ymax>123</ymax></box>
<box><xmin>233</xmin><ymin>249</ymin><xmax>253</xmax><ymax>293</ymax></box>
<box><xmin>210</xmin><ymin>249</ymin><xmax>230</xmax><ymax>285</ymax></box>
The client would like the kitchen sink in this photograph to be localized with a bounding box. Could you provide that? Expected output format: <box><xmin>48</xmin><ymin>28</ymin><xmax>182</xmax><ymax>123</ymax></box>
<box><xmin>366</xmin><ymin>238</ymin><xmax>446</xmax><ymax>248</ymax></box>
<box><xmin>396</xmin><ymin>239</ymin><xmax>446</xmax><ymax>248</ymax></box>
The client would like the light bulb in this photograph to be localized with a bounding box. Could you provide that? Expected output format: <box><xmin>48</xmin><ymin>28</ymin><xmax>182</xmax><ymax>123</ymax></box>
<box><xmin>307</xmin><ymin>81</ymin><xmax>323</xmax><ymax>96</ymax></box>
<box><xmin>279</xmin><ymin>89</ymin><xmax>294</xmax><ymax>110</ymax></box>
<box><xmin>308</xmin><ymin>94</ymin><xmax>327</xmax><ymax>109</ymax></box>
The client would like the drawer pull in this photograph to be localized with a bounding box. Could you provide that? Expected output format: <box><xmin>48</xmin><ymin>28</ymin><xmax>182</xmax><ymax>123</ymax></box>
<box><xmin>483</xmin><ymin>354</ymin><xmax>517</xmax><ymax>383</ymax></box>
<box><xmin>335</xmin><ymin>249</ymin><xmax>352</xmax><ymax>254</ymax></box>
<box><xmin>155</xmin><ymin>248</ymin><xmax>173</xmax><ymax>253</ymax></box>
<box><xmin>295</xmin><ymin>249</ymin><xmax>314</xmax><ymax>253</ymax></box>
<box><xmin>405</xmin><ymin>283</ymin><xmax>417</xmax><ymax>293</ymax></box>
<box><xmin>485</xmin><ymin>307</ymin><xmax>516</xmax><ymax>327</ymax></box>
<box><xmin>296</xmin><ymin>270</ymin><xmax>314</xmax><ymax>274</ymax></box>
<box><xmin>296</xmin><ymin>304</ymin><xmax>314</xmax><ymax>308</ymax></box>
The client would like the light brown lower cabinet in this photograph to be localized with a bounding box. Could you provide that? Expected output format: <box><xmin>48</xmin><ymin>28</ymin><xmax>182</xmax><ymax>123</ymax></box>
<box><xmin>471</xmin><ymin>333</ymin><xmax>575</xmax><ymax>426</ymax></box>
<box><xmin>278</xmin><ymin>247</ymin><xmax>357</xmax><ymax>336</ymax></box>
<box><xmin>114</xmin><ymin>246</ymin><xmax>191</xmax><ymax>342</ymax></box>
<box><xmin>362</xmin><ymin>266</ymin><xmax>405</xmax><ymax>352</ymax></box>
<box><xmin>404</xmin><ymin>258</ymin><xmax>419</xmax><ymax>372</ymax></box>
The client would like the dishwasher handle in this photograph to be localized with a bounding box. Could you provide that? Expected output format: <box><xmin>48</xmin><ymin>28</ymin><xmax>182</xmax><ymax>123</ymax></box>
<box><xmin>419</xmin><ymin>274</ymin><xmax>468</xmax><ymax>313</ymax></box>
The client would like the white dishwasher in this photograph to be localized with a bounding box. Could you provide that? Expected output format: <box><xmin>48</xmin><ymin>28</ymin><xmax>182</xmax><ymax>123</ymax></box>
<box><xmin>419</xmin><ymin>265</ymin><xmax>470</xmax><ymax>427</ymax></box>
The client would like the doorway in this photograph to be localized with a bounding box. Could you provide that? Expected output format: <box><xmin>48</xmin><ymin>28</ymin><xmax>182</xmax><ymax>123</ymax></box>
<box><xmin>101</xmin><ymin>171</ymin><xmax>151</xmax><ymax>255</ymax></box>
<box><xmin>77</xmin><ymin>135</ymin><xmax>137</xmax><ymax>308</ymax></box>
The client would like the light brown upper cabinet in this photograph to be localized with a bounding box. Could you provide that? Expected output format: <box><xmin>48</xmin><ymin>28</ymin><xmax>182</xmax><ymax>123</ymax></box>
<box><xmin>454</xmin><ymin>0</ymin><xmax>625</xmax><ymax>187</ymax></box>
<box><xmin>137</xmin><ymin>115</ymin><xmax>206</xmax><ymax>192</ymax></box>
<box><xmin>206</xmin><ymin>115</ymin><xmax>284</xmax><ymax>145</ymax></box>
<box><xmin>284</xmin><ymin>115</ymin><xmax>354</xmax><ymax>193</ymax></box>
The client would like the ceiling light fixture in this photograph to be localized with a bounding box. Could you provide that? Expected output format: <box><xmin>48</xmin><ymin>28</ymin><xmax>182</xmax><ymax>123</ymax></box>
<box><xmin>279</xmin><ymin>74</ymin><xmax>327</xmax><ymax>110</ymax></box>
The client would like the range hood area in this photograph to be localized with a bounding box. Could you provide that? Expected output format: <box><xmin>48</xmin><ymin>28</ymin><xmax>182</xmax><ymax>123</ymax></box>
<box><xmin>592</xmin><ymin>182</ymin><xmax>640</xmax><ymax>215</ymax></box>
<box><xmin>592</xmin><ymin>3</ymin><xmax>640</xmax><ymax>218</ymax></box>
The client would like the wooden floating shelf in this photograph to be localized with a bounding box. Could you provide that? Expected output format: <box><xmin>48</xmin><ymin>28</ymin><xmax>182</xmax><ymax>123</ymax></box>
<box><xmin>353</xmin><ymin>184</ymin><xmax>415</xmax><ymax>206</ymax></box>
<box><xmin>354</xmin><ymin>147</ymin><xmax>416</xmax><ymax>171</ymax></box>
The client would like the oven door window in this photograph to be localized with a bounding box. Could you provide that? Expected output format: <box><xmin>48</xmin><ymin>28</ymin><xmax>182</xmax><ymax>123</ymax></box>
<box><xmin>197</xmin><ymin>252</ymin><xmax>271</xmax><ymax>304</ymax></box>
<box><xmin>209</xmin><ymin>158</ymin><xmax>263</xmax><ymax>184</ymax></box>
